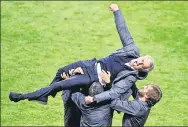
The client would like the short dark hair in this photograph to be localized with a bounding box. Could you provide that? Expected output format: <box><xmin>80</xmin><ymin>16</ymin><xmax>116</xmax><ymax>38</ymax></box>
<box><xmin>89</xmin><ymin>82</ymin><xmax>104</xmax><ymax>97</ymax></box>
<box><xmin>146</xmin><ymin>84</ymin><xmax>162</xmax><ymax>107</ymax></box>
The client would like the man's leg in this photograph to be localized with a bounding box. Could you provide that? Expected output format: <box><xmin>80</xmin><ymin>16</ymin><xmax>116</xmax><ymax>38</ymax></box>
<box><xmin>63</xmin><ymin>85</ymin><xmax>89</xmax><ymax>127</ymax></box>
<box><xmin>63</xmin><ymin>89</ymin><xmax>81</xmax><ymax>127</ymax></box>
<box><xmin>9</xmin><ymin>60</ymin><xmax>86</xmax><ymax>101</ymax></box>
<box><xmin>9</xmin><ymin>69</ymin><xmax>92</xmax><ymax>102</ymax></box>
<box><xmin>50</xmin><ymin>61</ymin><xmax>85</xmax><ymax>126</ymax></box>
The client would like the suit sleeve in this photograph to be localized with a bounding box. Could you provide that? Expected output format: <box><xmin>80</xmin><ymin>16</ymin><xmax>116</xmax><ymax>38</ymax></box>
<box><xmin>114</xmin><ymin>10</ymin><xmax>135</xmax><ymax>47</ymax></box>
<box><xmin>71</xmin><ymin>92</ymin><xmax>85</xmax><ymax>110</ymax></box>
<box><xmin>94</xmin><ymin>75</ymin><xmax>137</xmax><ymax>103</ymax></box>
<box><xmin>110</xmin><ymin>99</ymin><xmax>141</xmax><ymax>116</ymax></box>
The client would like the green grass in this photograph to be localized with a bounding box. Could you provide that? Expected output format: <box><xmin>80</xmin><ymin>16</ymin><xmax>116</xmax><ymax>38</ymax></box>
<box><xmin>1</xmin><ymin>1</ymin><xmax>188</xmax><ymax>126</ymax></box>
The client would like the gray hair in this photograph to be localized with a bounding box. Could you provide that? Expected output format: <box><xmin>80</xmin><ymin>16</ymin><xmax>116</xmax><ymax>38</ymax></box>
<box><xmin>142</xmin><ymin>55</ymin><xmax>154</xmax><ymax>72</ymax></box>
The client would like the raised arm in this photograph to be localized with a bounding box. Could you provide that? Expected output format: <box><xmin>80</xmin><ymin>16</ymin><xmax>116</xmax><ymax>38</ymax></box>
<box><xmin>110</xmin><ymin>4</ymin><xmax>134</xmax><ymax>47</ymax></box>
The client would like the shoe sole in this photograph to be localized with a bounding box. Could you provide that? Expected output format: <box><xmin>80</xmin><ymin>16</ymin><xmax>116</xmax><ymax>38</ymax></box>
<box><xmin>30</xmin><ymin>100</ymin><xmax>47</xmax><ymax>105</ymax></box>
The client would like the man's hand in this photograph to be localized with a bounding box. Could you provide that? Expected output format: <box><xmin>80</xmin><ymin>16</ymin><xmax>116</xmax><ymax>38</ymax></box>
<box><xmin>100</xmin><ymin>70</ymin><xmax>111</xmax><ymax>84</ymax></box>
<box><xmin>109</xmin><ymin>4</ymin><xmax>119</xmax><ymax>12</ymax></box>
<box><xmin>72</xmin><ymin>67</ymin><xmax>84</xmax><ymax>75</ymax></box>
<box><xmin>61</xmin><ymin>72</ymin><xmax>70</xmax><ymax>80</ymax></box>
<box><xmin>69</xmin><ymin>67</ymin><xmax>84</xmax><ymax>76</ymax></box>
<box><xmin>85</xmin><ymin>96</ymin><xmax>94</xmax><ymax>104</ymax></box>
<box><xmin>61</xmin><ymin>67</ymin><xmax>84</xmax><ymax>80</ymax></box>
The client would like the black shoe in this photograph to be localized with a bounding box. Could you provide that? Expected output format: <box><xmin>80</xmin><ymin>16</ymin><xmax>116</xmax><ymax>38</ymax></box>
<box><xmin>29</xmin><ymin>97</ymin><xmax>48</xmax><ymax>105</ymax></box>
<box><xmin>9</xmin><ymin>91</ymin><xmax>25</xmax><ymax>102</ymax></box>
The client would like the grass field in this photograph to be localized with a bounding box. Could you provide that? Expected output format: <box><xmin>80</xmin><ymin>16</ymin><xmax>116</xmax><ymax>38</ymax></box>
<box><xmin>1</xmin><ymin>1</ymin><xmax>188</xmax><ymax>126</ymax></box>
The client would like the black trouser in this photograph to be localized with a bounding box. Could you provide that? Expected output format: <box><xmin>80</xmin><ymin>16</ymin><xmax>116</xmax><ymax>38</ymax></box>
<box><xmin>23</xmin><ymin>59</ymin><xmax>97</xmax><ymax>126</ymax></box>
<box><xmin>23</xmin><ymin>60</ymin><xmax>97</xmax><ymax>100</ymax></box>
<box><xmin>63</xmin><ymin>89</ymin><xmax>81</xmax><ymax>127</ymax></box>
<box><xmin>49</xmin><ymin>61</ymin><xmax>84</xmax><ymax>127</ymax></box>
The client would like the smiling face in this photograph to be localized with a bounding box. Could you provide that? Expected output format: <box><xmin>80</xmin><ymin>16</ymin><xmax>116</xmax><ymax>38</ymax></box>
<box><xmin>129</xmin><ymin>55</ymin><xmax>152</xmax><ymax>71</ymax></box>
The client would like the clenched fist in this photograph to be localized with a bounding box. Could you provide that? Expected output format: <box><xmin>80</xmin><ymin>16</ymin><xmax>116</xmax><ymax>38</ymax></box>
<box><xmin>109</xmin><ymin>4</ymin><xmax>119</xmax><ymax>12</ymax></box>
<box><xmin>85</xmin><ymin>96</ymin><xmax>94</xmax><ymax>104</ymax></box>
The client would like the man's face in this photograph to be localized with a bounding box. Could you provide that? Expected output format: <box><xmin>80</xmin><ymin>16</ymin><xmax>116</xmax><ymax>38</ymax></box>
<box><xmin>138</xmin><ymin>85</ymin><xmax>153</xmax><ymax>97</ymax></box>
<box><xmin>129</xmin><ymin>56</ymin><xmax>151</xmax><ymax>71</ymax></box>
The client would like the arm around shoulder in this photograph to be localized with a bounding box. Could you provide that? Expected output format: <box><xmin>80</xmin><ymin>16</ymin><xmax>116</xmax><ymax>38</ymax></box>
<box><xmin>94</xmin><ymin>75</ymin><xmax>137</xmax><ymax>103</ymax></box>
